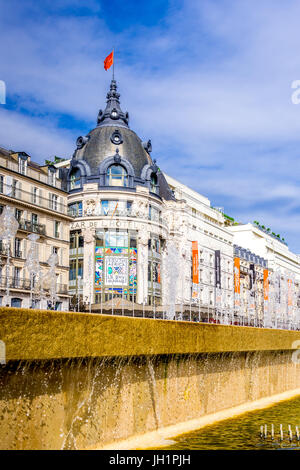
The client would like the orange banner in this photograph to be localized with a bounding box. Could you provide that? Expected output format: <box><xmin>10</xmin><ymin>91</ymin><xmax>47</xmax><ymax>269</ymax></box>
<box><xmin>157</xmin><ymin>264</ymin><xmax>161</xmax><ymax>284</ymax></box>
<box><xmin>234</xmin><ymin>257</ymin><xmax>240</xmax><ymax>294</ymax></box>
<box><xmin>287</xmin><ymin>278</ymin><xmax>293</xmax><ymax>307</ymax></box>
<box><xmin>192</xmin><ymin>241</ymin><xmax>199</xmax><ymax>284</ymax></box>
<box><xmin>263</xmin><ymin>269</ymin><xmax>269</xmax><ymax>301</ymax></box>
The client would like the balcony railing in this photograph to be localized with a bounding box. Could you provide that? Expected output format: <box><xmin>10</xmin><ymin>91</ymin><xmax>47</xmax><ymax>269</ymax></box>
<box><xmin>18</xmin><ymin>220</ymin><xmax>46</xmax><ymax>236</ymax></box>
<box><xmin>0</xmin><ymin>276</ymin><xmax>68</xmax><ymax>294</ymax></box>
<box><xmin>0</xmin><ymin>182</ymin><xmax>68</xmax><ymax>215</ymax></box>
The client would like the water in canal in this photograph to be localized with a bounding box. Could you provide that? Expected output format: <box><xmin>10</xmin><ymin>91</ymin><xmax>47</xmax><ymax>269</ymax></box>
<box><xmin>163</xmin><ymin>396</ymin><xmax>300</xmax><ymax>450</ymax></box>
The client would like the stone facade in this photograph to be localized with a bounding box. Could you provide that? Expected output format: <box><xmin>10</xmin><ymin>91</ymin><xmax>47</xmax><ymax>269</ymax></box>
<box><xmin>0</xmin><ymin>147</ymin><xmax>71</xmax><ymax>310</ymax></box>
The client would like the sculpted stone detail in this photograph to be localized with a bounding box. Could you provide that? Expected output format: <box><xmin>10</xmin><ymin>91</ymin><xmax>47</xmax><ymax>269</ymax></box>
<box><xmin>132</xmin><ymin>199</ymin><xmax>148</xmax><ymax>218</ymax></box>
<box><xmin>85</xmin><ymin>199</ymin><xmax>96</xmax><ymax>216</ymax></box>
<box><xmin>82</xmin><ymin>227</ymin><xmax>95</xmax><ymax>244</ymax></box>
<box><xmin>138</xmin><ymin>227</ymin><xmax>149</xmax><ymax>246</ymax></box>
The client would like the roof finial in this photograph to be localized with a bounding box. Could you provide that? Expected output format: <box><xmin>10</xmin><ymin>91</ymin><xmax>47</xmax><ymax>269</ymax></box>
<box><xmin>97</xmin><ymin>78</ymin><xmax>130</xmax><ymax>128</ymax></box>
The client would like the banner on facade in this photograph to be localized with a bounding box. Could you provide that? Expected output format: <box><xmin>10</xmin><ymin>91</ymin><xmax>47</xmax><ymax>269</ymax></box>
<box><xmin>234</xmin><ymin>257</ymin><xmax>240</xmax><ymax>294</ymax></box>
<box><xmin>192</xmin><ymin>241</ymin><xmax>199</xmax><ymax>284</ymax></box>
<box><xmin>105</xmin><ymin>256</ymin><xmax>128</xmax><ymax>286</ymax></box>
<box><xmin>263</xmin><ymin>269</ymin><xmax>269</xmax><ymax>301</ymax></box>
<box><xmin>215</xmin><ymin>250</ymin><xmax>221</xmax><ymax>289</ymax></box>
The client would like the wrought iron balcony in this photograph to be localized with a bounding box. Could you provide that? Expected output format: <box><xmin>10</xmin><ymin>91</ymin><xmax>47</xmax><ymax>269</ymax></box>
<box><xmin>0</xmin><ymin>276</ymin><xmax>68</xmax><ymax>295</ymax></box>
<box><xmin>18</xmin><ymin>220</ymin><xmax>46</xmax><ymax>236</ymax></box>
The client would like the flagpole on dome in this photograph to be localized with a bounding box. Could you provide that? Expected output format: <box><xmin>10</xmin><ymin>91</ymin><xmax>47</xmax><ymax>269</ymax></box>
<box><xmin>112</xmin><ymin>48</ymin><xmax>115</xmax><ymax>81</ymax></box>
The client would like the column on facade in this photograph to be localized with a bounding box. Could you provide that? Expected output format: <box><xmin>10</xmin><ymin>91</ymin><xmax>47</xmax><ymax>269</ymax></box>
<box><xmin>137</xmin><ymin>226</ymin><xmax>149</xmax><ymax>305</ymax></box>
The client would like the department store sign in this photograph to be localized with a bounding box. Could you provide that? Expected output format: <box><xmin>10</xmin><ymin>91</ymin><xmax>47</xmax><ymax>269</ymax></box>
<box><xmin>70</xmin><ymin>219</ymin><xmax>161</xmax><ymax>234</ymax></box>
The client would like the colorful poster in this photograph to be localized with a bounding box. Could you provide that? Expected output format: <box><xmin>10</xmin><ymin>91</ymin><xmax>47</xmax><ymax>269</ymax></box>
<box><xmin>234</xmin><ymin>257</ymin><xmax>240</xmax><ymax>294</ymax></box>
<box><xmin>263</xmin><ymin>269</ymin><xmax>269</xmax><ymax>301</ymax></box>
<box><xmin>129</xmin><ymin>248</ymin><xmax>137</xmax><ymax>295</ymax></box>
<box><xmin>105</xmin><ymin>256</ymin><xmax>128</xmax><ymax>286</ymax></box>
<box><xmin>192</xmin><ymin>241</ymin><xmax>199</xmax><ymax>284</ymax></box>
<box><xmin>95</xmin><ymin>247</ymin><xmax>104</xmax><ymax>292</ymax></box>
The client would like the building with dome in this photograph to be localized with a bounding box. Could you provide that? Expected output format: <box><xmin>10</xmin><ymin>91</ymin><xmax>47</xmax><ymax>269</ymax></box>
<box><xmin>55</xmin><ymin>78</ymin><xmax>300</xmax><ymax>323</ymax></box>
<box><xmin>58</xmin><ymin>79</ymin><xmax>236</xmax><ymax>314</ymax></box>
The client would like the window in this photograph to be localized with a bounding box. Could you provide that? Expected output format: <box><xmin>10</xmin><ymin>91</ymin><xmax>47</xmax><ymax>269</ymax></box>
<box><xmin>14</xmin><ymin>238</ymin><xmax>21</xmax><ymax>258</ymax></box>
<box><xmin>50</xmin><ymin>193</ymin><xmax>58</xmax><ymax>211</ymax></box>
<box><xmin>54</xmin><ymin>221</ymin><xmax>60</xmax><ymax>238</ymax></box>
<box><xmin>150</xmin><ymin>173</ymin><xmax>158</xmax><ymax>194</ymax></box>
<box><xmin>15</xmin><ymin>209</ymin><xmax>22</xmax><ymax>222</ymax></box>
<box><xmin>19</xmin><ymin>157</ymin><xmax>27</xmax><ymax>175</ymax></box>
<box><xmin>149</xmin><ymin>205</ymin><xmax>160</xmax><ymax>222</ymax></box>
<box><xmin>153</xmin><ymin>262</ymin><xmax>159</xmax><ymax>282</ymax></box>
<box><xmin>70</xmin><ymin>168</ymin><xmax>81</xmax><ymax>190</ymax></box>
<box><xmin>68</xmin><ymin>201</ymin><xmax>82</xmax><ymax>217</ymax></box>
<box><xmin>106</xmin><ymin>165</ymin><xmax>128</xmax><ymax>187</ymax></box>
<box><xmin>32</xmin><ymin>187</ymin><xmax>38</xmax><ymax>204</ymax></box>
<box><xmin>52</xmin><ymin>246</ymin><xmax>59</xmax><ymax>255</ymax></box>
<box><xmin>31</xmin><ymin>213</ymin><xmax>38</xmax><ymax>227</ymax></box>
<box><xmin>78</xmin><ymin>259</ymin><xmax>83</xmax><ymax>277</ymax></box>
<box><xmin>95</xmin><ymin>231</ymin><xmax>104</xmax><ymax>247</ymax></box>
<box><xmin>148</xmin><ymin>261</ymin><xmax>152</xmax><ymax>282</ymax></box>
<box><xmin>69</xmin><ymin>259</ymin><xmax>76</xmax><ymax>280</ymax></box>
<box><xmin>78</xmin><ymin>234</ymin><xmax>84</xmax><ymax>247</ymax></box>
<box><xmin>0</xmin><ymin>175</ymin><xmax>3</xmax><ymax>193</ymax></box>
<box><xmin>0</xmin><ymin>205</ymin><xmax>4</xmax><ymax>215</ymax></box>
<box><xmin>105</xmin><ymin>230</ymin><xmax>128</xmax><ymax>248</ymax></box>
<box><xmin>48</xmin><ymin>169</ymin><xmax>56</xmax><ymax>186</ymax></box>
<box><xmin>13</xmin><ymin>267</ymin><xmax>21</xmax><ymax>287</ymax></box>
<box><xmin>11</xmin><ymin>298</ymin><xmax>22</xmax><ymax>308</ymax></box>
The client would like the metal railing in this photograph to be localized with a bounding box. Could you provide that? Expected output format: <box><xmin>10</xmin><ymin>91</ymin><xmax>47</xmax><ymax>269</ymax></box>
<box><xmin>18</xmin><ymin>220</ymin><xmax>46</xmax><ymax>235</ymax></box>
<box><xmin>0</xmin><ymin>182</ymin><xmax>68</xmax><ymax>215</ymax></box>
<box><xmin>0</xmin><ymin>276</ymin><xmax>68</xmax><ymax>294</ymax></box>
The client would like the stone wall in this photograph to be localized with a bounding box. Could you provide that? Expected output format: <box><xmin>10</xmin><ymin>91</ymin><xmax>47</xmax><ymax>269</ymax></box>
<box><xmin>0</xmin><ymin>308</ymin><xmax>300</xmax><ymax>449</ymax></box>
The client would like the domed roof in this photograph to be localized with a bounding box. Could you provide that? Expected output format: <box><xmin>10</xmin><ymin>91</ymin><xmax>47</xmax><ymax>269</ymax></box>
<box><xmin>70</xmin><ymin>79</ymin><xmax>175</xmax><ymax>201</ymax></box>
<box><xmin>76</xmin><ymin>125</ymin><xmax>152</xmax><ymax>177</ymax></box>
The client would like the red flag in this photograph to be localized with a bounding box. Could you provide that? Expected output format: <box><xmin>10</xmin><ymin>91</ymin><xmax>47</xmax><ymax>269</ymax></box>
<box><xmin>104</xmin><ymin>51</ymin><xmax>114</xmax><ymax>71</ymax></box>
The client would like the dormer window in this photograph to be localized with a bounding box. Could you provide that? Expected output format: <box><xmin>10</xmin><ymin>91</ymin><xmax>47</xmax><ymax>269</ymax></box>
<box><xmin>70</xmin><ymin>168</ymin><xmax>81</xmax><ymax>190</ymax></box>
<box><xmin>48</xmin><ymin>168</ymin><xmax>56</xmax><ymax>187</ymax></box>
<box><xmin>106</xmin><ymin>164</ymin><xmax>128</xmax><ymax>187</ymax></box>
<box><xmin>150</xmin><ymin>173</ymin><xmax>158</xmax><ymax>194</ymax></box>
<box><xmin>18</xmin><ymin>156</ymin><xmax>27</xmax><ymax>175</ymax></box>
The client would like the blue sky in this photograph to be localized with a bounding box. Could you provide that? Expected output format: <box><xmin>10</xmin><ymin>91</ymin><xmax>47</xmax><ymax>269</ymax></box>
<box><xmin>1</xmin><ymin>0</ymin><xmax>300</xmax><ymax>251</ymax></box>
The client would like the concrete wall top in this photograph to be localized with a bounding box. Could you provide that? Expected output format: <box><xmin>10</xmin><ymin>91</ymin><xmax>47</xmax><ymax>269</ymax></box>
<box><xmin>1</xmin><ymin>307</ymin><xmax>300</xmax><ymax>361</ymax></box>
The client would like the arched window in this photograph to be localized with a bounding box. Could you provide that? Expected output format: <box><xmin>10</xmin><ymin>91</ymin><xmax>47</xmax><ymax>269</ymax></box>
<box><xmin>106</xmin><ymin>164</ymin><xmax>128</xmax><ymax>187</ymax></box>
<box><xmin>70</xmin><ymin>168</ymin><xmax>81</xmax><ymax>190</ymax></box>
<box><xmin>150</xmin><ymin>173</ymin><xmax>158</xmax><ymax>194</ymax></box>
